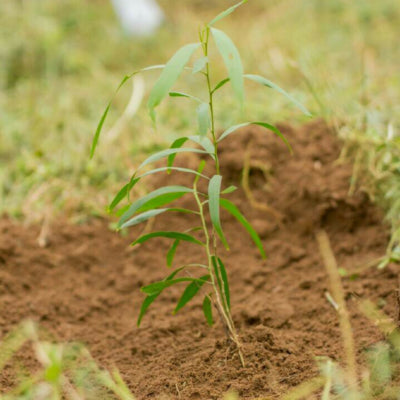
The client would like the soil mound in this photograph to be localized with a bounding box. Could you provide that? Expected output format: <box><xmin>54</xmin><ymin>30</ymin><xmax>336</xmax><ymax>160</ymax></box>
<box><xmin>0</xmin><ymin>120</ymin><xmax>398</xmax><ymax>399</ymax></box>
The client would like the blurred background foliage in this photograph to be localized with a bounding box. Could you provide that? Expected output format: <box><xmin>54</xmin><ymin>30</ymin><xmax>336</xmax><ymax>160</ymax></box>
<box><xmin>0</xmin><ymin>0</ymin><xmax>399</xmax><ymax>250</ymax></box>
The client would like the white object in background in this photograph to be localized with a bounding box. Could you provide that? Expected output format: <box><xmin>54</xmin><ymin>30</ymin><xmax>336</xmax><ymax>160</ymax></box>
<box><xmin>111</xmin><ymin>0</ymin><xmax>164</xmax><ymax>37</ymax></box>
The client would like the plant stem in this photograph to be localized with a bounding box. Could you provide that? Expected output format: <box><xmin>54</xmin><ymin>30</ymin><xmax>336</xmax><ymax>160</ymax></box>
<box><xmin>193</xmin><ymin>180</ymin><xmax>244</xmax><ymax>366</ymax></box>
<box><xmin>203</xmin><ymin>27</ymin><xmax>220</xmax><ymax>176</ymax></box>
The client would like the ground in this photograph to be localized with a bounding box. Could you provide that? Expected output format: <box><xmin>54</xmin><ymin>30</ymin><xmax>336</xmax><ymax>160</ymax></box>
<box><xmin>0</xmin><ymin>121</ymin><xmax>398</xmax><ymax>399</ymax></box>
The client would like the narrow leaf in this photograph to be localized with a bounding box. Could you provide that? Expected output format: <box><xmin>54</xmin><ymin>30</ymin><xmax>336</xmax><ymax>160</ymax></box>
<box><xmin>218</xmin><ymin>121</ymin><xmax>292</xmax><ymax>153</ymax></box>
<box><xmin>220</xmin><ymin>198</ymin><xmax>266</xmax><ymax>259</ymax></box>
<box><xmin>211</xmin><ymin>28</ymin><xmax>244</xmax><ymax>104</ymax></box>
<box><xmin>197</xmin><ymin>103</ymin><xmax>210</xmax><ymax>136</ymax></box>
<box><xmin>119</xmin><ymin>185</ymin><xmax>192</xmax><ymax>226</ymax></box>
<box><xmin>138</xmin><ymin>166</ymin><xmax>210</xmax><ymax>181</ymax></box>
<box><xmin>167</xmin><ymin>240</ymin><xmax>180</xmax><ymax>267</ymax></box>
<box><xmin>142</xmin><ymin>277</ymin><xmax>209</xmax><ymax>296</ymax></box>
<box><xmin>202</xmin><ymin>296</ymin><xmax>214</xmax><ymax>326</ymax></box>
<box><xmin>244</xmin><ymin>74</ymin><xmax>311</xmax><ymax>116</ymax></box>
<box><xmin>132</xmin><ymin>231</ymin><xmax>203</xmax><ymax>246</ymax></box>
<box><xmin>216</xmin><ymin>257</ymin><xmax>230</xmax><ymax>310</ymax></box>
<box><xmin>169</xmin><ymin>91</ymin><xmax>202</xmax><ymax>103</ymax></box>
<box><xmin>137</xmin><ymin>267</ymin><xmax>185</xmax><ymax>326</ymax></box>
<box><xmin>221</xmin><ymin>185</ymin><xmax>237</xmax><ymax>194</ymax></box>
<box><xmin>139</xmin><ymin>147</ymin><xmax>209</xmax><ymax>170</ymax></box>
<box><xmin>174</xmin><ymin>274</ymin><xmax>210</xmax><ymax>314</ymax></box>
<box><xmin>148</xmin><ymin>43</ymin><xmax>200</xmax><ymax>121</ymax></box>
<box><xmin>108</xmin><ymin>178</ymin><xmax>139</xmax><ymax>212</ymax></box>
<box><xmin>167</xmin><ymin>137</ymin><xmax>215</xmax><ymax>169</ymax></box>
<box><xmin>137</xmin><ymin>294</ymin><xmax>159</xmax><ymax>327</ymax></box>
<box><xmin>192</xmin><ymin>56</ymin><xmax>208</xmax><ymax>74</ymax></box>
<box><xmin>211</xmin><ymin>77</ymin><xmax>230</xmax><ymax>94</ymax></box>
<box><xmin>208</xmin><ymin>175</ymin><xmax>229</xmax><ymax>249</ymax></box>
<box><xmin>90</xmin><ymin>65</ymin><xmax>165</xmax><ymax>158</ymax></box>
<box><xmin>211</xmin><ymin>256</ymin><xmax>223</xmax><ymax>303</ymax></box>
<box><xmin>208</xmin><ymin>0</ymin><xmax>248</xmax><ymax>26</ymax></box>
<box><xmin>119</xmin><ymin>209</ymin><xmax>168</xmax><ymax>229</ymax></box>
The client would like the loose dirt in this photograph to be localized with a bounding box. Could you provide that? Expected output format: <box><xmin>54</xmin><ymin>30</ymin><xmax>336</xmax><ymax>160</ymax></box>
<box><xmin>0</xmin><ymin>120</ymin><xmax>398</xmax><ymax>399</ymax></box>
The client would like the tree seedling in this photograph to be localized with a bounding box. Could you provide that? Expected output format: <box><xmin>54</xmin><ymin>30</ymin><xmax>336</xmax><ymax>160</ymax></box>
<box><xmin>91</xmin><ymin>0</ymin><xmax>309</xmax><ymax>366</ymax></box>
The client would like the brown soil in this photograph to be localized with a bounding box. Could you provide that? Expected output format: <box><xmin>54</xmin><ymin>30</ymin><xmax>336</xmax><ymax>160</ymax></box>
<box><xmin>0</xmin><ymin>120</ymin><xmax>399</xmax><ymax>399</ymax></box>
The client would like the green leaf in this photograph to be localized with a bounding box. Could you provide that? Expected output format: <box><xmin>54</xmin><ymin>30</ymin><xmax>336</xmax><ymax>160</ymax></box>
<box><xmin>108</xmin><ymin>178</ymin><xmax>139</xmax><ymax>212</ymax></box>
<box><xmin>139</xmin><ymin>147</ymin><xmax>210</xmax><ymax>171</ymax></box>
<box><xmin>142</xmin><ymin>277</ymin><xmax>209</xmax><ymax>296</ymax></box>
<box><xmin>137</xmin><ymin>294</ymin><xmax>159</xmax><ymax>327</ymax></box>
<box><xmin>132</xmin><ymin>231</ymin><xmax>203</xmax><ymax>246</ymax></box>
<box><xmin>244</xmin><ymin>74</ymin><xmax>311</xmax><ymax>116</ymax></box>
<box><xmin>208</xmin><ymin>0</ymin><xmax>248</xmax><ymax>26</ymax></box>
<box><xmin>202</xmin><ymin>296</ymin><xmax>214</xmax><ymax>326</ymax></box>
<box><xmin>211</xmin><ymin>256</ymin><xmax>223</xmax><ymax>304</ymax></box>
<box><xmin>147</xmin><ymin>43</ymin><xmax>200</xmax><ymax>121</ymax></box>
<box><xmin>119</xmin><ymin>185</ymin><xmax>193</xmax><ymax>226</ymax></box>
<box><xmin>167</xmin><ymin>136</ymin><xmax>215</xmax><ymax>169</ymax></box>
<box><xmin>211</xmin><ymin>77</ymin><xmax>230</xmax><ymax>94</ymax></box>
<box><xmin>137</xmin><ymin>267</ymin><xmax>184</xmax><ymax>326</ymax></box>
<box><xmin>216</xmin><ymin>257</ymin><xmax>230</xmax><ymax>310</ymax></box>
<box><xmin>167</xmin><ymin>240</ymin><xmax>180</xmax><ymax>267</ymax></box>
<box><xmin>119</xmin><ymin>209</ymin><xmax>168</xmax><ymax>229</ymax></box>
<box><xmin>218</xmin><ymin>121</ymin><xmax>292</xmax><ymax>153</ymax></box>
<box><xmin>208</xmin><ymin>175</ymin><xmax>229</xmax><ymax>250</ymax></box>
<box><xmin>192</xmin><ymin>56</ymin><xmax>208</xmax><ymax>74</ymax></box>
<box><xmin>221</xmin><ymin>185</ymin><xmax>237</xmax><ymax>194</ymax></box>
<box><xmin>90</xmin><ymin>65</ymin><xmax>165</xmax><ymax>158</ymax></box>
<box><xmin>197</xmin><ymin>103</ymin><xmax>210</xmax><ymax>136</ymax></box>
<box><xmin>169</xmin><ymin>91</ymin><xmax>202</xmax><ymax>103</ymax></box>
<box><xmin>174</xmin><ymin>275</ymin><xmax>210</xmax><ymax>314</ymax></box>
<box><xmin>139</xmin><ymin>166</ymin><xmax>210</xmax><ymax>181</ymax></box>
<box><xmin>211</xmin><ymin>28</ymin><xmax>244</xmax><ymax>105</ymax></box>
<box><xmin>220</xmin><ymin>198</ymin><xmax>266</xmax><ymax>259</ymax></box>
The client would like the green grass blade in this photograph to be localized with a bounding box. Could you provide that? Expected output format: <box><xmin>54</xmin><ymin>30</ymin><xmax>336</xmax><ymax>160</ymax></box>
<box><xmin>167</xmin><ymin>239</ymin><xmax>180</xmax><ymax>267</ymax></box>
<box><xmin>142</xmin><ymin>277</ymin><xmax>208</xmax><ymax>296</ymax></box>
<box><xmin>197</xmin><ymin>103</ymin><xmax>210</xmax><ymax>136</ymax></box>
<box><xmin>132</xmin><ymin>231</ymin><xmax>203</xmax><ymax>246</ymax></box>
<box><xmin>174</xmin><ymin>274</ymin><xmax>210</xmax><ymax>314</ymax></box>
<box><xmin>147</xmin><ymin>43</ymin><xmax>200</xmax><ymax>121</ymax></box>
<box><xmin>216</xmin><ymin>257</ymin><xmax>230</xmax><ymax>310</ymax></box>
<box><xmin>244</xmin><ymin>74</ymin><xmax>311</xmax><ymax>116</ymax></box>
<box><xmin>119</xmin><ymin>209</ymin><xmax>168</xmax><ymax>229</ymax></box>
<box><xmin>202</xmin><ymin>296</ymin><xmax>214</xmax><ymax>326</ymax></box>
<box><xmin>208</xmin><ymin>175</ymin><xmax>229</xmax><ymax>250</ymax></box>
<box><xmin>192</xmin><ymin>56</ymin><xmax>208</xmax><ymax>74</ymax></box>
<box><xmin>208</xmin><ymin>0</ymin><xmax>248</xmax><ymax>26</ymax></box>
<box><xmin>220</xmin><ymin>198</ymin><xmax>266</xmax><ymax>259</ymax></box>
<box><xmin>90</xmin><ymin>65</ymin><xmax>165</xmax><ymax>158</ymax></box>
<box><xmin>211</xmin><ymin>28</ymin><xmax>244</xmax><ymax>105</ymax></box>
<box><xmin>218</xmin><ymin>121</ymin><xmax>292</xmax><ymax>153</ymax></box>
<box><xmin>119</xmin><ymin>186</ymin><xmax>193</xmax><ymax>226</ymax></box>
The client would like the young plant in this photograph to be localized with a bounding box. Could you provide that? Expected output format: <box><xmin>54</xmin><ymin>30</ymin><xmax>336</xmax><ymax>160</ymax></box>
<box><xmin>91</xmin><ymin>0</ymin><xmax>309</xmax><ymax>366</ymax></box>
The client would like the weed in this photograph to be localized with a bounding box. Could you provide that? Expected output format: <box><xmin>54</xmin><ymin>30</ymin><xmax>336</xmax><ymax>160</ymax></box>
<box><xmin>91</xmin><ymin>0</ymin><xmax>308</xmax><ymax>366</ymax></box>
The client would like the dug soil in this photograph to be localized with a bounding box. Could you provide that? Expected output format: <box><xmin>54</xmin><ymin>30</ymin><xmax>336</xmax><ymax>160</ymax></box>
<box><xmin>1</xmin><ymin>120</ymin><xmax>399</xmax><ymax>399</ymax></box>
